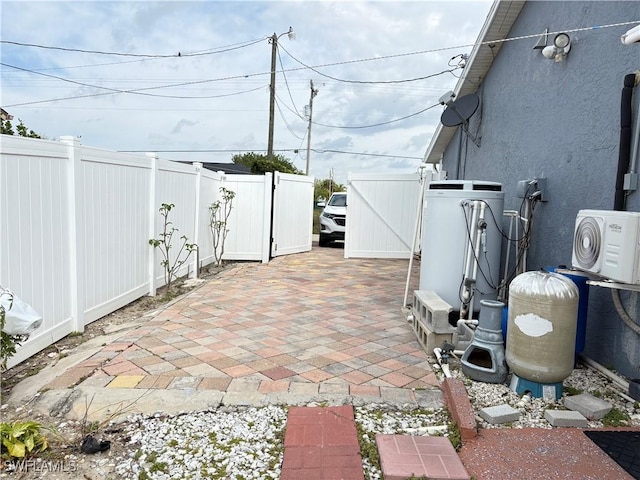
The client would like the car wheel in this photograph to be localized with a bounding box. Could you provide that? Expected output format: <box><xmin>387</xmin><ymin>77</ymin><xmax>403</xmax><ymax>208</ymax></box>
<box><xmin>319</xmin><ymin>233</ymin><xmax>330</xmax><ymax>247</ymax></box>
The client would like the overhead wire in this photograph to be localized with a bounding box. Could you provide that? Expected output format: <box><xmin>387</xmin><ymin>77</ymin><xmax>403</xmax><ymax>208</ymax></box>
<box><xmin>0</xmin><ymin>37</ymin><xmax>265</xmax><ymax>58</ymax></box>
<box><xmin>276</xmin><ymin>45</ymin><xmax>299</xmax><ymax>114</ymax></box>
<box><xmin>4</xmin><ymin>19</ymin><xmax>637</xmax><ymax>127</ymax></box>
<box><xmin>274</xmin><ymin>96</ymin><xmax>305</xmax><ymax>140</ymax></box>
<box><xmin>279</xmin><ymin>44</ymin><xmax>461</xmax><ymax>84</ymax></box>
<box><xmin>1</xmin><ymin>62</ymin><xmax>267</xmax><ymax>100</ymax></box>
<box><xmin>311</xmin><ymin>103</ymin><xmax>440</xmax><ymax>129</ymax></box>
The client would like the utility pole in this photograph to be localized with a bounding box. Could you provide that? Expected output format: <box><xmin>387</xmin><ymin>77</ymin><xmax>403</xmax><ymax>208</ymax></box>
<box><xmin>267</xmin><ymin>27</ymin><xmax>295</xmax><ymax>161</ymax></box>
<box><xmin>305</xmin><ymin>80</ymin><xmax>318</xmax><ymax>176</ymax></box>
<box><xmin>267</xmin><ymin>33</ymin><xmax>278</xmax><ymax>161</ymax></box>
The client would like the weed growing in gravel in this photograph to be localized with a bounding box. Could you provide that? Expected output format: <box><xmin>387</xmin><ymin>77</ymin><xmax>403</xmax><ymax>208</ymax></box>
<box><xmin>603</xmin><ymin>408</ymin><xmax>630</xmax><ymax>427</ymax></box>
<box><xmin>563</xmin><ymin>385</ymin><xmax>583</xmax><ymax>396</ymax></box>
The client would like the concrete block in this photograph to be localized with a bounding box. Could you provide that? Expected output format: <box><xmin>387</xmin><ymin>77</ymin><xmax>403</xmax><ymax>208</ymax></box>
<box><xmin>411</xmin><ymin>313</ymin><xmax>453</xmax><ymax>353</ymax></box>
<box><xmin>544</xmin><ymin>409</ymin><xmax>588</xmax><ymax>428</ymax></box>
<box><xmin>479</xmin><ymin>404</ymin><xmax>520</xmax><ymax>425</ymax></box>
<box><xmin>413</xmin><ymin>290</ymin><xmax>455</xmax><ymax>334</ymax></box>
<box><xmin>564</xmin><ymin>393</ymin><xmax>612</xmax><ymax>420</ymax></box>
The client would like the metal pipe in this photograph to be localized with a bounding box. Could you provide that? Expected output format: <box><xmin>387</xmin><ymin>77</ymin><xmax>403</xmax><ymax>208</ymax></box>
<box><xmin>403</xmin><ymin>166</ymin><xmax>429</xmax><ymax>307</ymax></box>
<box><xmin>460</xmin><ymin>200</ymin><xmax>486</xmax><ymax>319</ymax></box>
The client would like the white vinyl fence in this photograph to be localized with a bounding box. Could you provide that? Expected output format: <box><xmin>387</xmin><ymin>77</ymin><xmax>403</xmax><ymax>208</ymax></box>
<box><xmin>0</xmin><ymin>135</ymin><xmax>312</xmax><ymax>368</ymax></box>
<box><xmin>345</xmin><ymin>173</ymin><xmax>422</xmax><ymax>259</ymax></box>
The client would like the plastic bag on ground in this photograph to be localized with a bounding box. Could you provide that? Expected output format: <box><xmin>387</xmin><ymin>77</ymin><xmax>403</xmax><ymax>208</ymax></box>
<box><xmin>0</xmin><ymin>291</ymin><xmax>43</xmax><ymax>335</ymax></box>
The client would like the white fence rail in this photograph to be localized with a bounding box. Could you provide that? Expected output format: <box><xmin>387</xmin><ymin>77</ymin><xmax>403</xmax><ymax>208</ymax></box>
<box><xmin>0</xmin><ymin>136</ymin><xmax>291</xmax><ymax>367</ymax></box>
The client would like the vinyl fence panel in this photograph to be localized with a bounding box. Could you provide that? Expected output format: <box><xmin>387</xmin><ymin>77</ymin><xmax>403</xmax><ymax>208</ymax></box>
<box><xmin>78</xmin><ymin>144</ymin><xmax>153</xmax><ymax>323</ymax></box>
<box><xmin>345</xmin><ymin>173</ymin><xmax>421</xmax><ymax>258</ymax></box>
<box><xmin>152</xmin><ymin>159</ymin><xmax>200</xmax><ymax>288</ymax></box>
<box><xmin>1</xmin><ymin>137</ymin><xmax>76</xmax><ymax>367</ymax></box>
<box><xmin>1</xmin><ymin>137</ymin><xmax>314</xmax><ymax>368</ymax></box>
<box><xmin>197</xmin><ymin>168</ymin><xmax>224</xmax><ymax>268</ymax></box>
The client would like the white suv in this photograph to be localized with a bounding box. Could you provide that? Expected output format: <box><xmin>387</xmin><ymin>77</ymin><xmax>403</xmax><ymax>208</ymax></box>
<box><xmin>319</xmin><ymin>192</ymin><xmax>346</xmax><ymax>247</ymax></box>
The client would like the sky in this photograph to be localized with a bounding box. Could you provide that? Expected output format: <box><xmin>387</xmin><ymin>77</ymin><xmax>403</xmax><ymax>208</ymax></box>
<box><xmin>0</xmin><ymin>0</ymin><xmax>493</xmax><ymax>184</ymax></box>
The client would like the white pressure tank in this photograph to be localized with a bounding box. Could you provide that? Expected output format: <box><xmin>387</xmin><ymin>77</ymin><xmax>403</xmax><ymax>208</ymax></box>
<box><xmin>420</xmin><ymin>180</ymin><xmax>504</xmax><ymax>315</ymax></box>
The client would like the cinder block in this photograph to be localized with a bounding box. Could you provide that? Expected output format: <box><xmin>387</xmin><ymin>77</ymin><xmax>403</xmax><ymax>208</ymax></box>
<box><xmin>544</xmin><ymin>409</ymin><xmax>588</xmax><ymax>428</ymax></box>
<box><xmin>410</xmin><ymin>312</ymin><xmax>453</xmax><ymax>353</ymax></box>
<box><xmin>479</xmin><ymin>404</ymin><xmax>520</xmax><ymax>425</ymax></box>
<box><xmin>564</xmin><ymin>393</ymin><xmax>612</xmax><ymax>420</ymax></box>
<box><xmin>413</xmin><ymin>290</ymin><xmax>455</xmax><ymax>334</ymax></box>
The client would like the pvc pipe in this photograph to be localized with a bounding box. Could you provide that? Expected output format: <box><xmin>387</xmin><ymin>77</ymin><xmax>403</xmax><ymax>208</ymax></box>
<box><xmin>578</xmin><ymin>354</ymin><xmax>629</xmax><ymax>390</ymax></box>
<box><xmin>433</xmin><ymin>348</ymin><xmax>452</xmax><ymax>378</ymax></box>
<box><xmin>459</xmin><ymin>319</ymin><xmax>479</xmax><ymax>326</ymax></box>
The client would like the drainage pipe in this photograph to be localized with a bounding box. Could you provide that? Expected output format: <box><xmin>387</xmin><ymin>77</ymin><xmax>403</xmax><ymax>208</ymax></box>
<box><xmin>578</xmin><ymin>354</ymin><xmax>629</xmax><ymax>390</ymax></box>
<box><xmin>614</xmin><ymin>73</ymin><xmax>636</xmax><ymax>211</ymax></box>
<box><xmin>611</xmin><ymin>288</ymin><xmax>640</xmax><ymax>336</ymax></box>
<box><xmin>628</xmin><ymin>72</ymin><xmax>640</xmax><ymax>176</ymax></box>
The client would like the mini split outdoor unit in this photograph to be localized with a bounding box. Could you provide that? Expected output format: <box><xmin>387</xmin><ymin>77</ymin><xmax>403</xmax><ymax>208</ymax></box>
<box><xmin>572</xmin><ymin>209</ymin><xmax>640</xmax><ymax>284</ymax></box>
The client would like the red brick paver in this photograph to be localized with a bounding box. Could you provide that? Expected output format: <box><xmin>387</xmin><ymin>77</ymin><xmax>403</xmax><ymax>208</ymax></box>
<box><xmin>281</xmin><ymin>406</ymin><xmax>364</xmax><ymax>480</ymax></box>
<box><xmin>376</xmin><ymin>434</ymin><xmax>470</xmax><ymax>480</ymax></box>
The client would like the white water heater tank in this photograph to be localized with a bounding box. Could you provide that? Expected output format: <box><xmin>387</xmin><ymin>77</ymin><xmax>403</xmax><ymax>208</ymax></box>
<box><xmin>419</xmin><ymin>180</ymin><xmax>504</xmax><ymax>314</ymax></box>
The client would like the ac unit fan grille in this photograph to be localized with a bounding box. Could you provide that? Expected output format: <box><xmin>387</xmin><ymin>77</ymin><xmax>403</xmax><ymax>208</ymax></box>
<box><xmin>574</xmin><ymin>216</ymin><xmax>602</xmax><ymax>269</ymax></box>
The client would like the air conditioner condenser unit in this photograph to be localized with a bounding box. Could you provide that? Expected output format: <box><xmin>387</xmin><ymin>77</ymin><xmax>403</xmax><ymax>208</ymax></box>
<box><xmin>572</xmin><ymin>209</ymin><xmax>640</xmax><ymax>284</ymax></box>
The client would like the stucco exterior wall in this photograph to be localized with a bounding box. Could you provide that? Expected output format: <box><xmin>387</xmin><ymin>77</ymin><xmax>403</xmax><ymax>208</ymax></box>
<box><xmin>441</xmin><ymin>1</ymin><xmax>640</xmax><ymax>378</ymax></box>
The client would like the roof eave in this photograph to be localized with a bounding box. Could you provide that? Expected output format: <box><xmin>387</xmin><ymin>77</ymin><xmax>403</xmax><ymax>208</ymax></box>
<box><xmin>423</xmin><ymin>0</ymin><xmax>526</xmax><ymax>164</ymax></box>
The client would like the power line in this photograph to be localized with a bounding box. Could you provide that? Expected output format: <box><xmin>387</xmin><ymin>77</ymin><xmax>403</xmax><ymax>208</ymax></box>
<box><xmin>279</xmin><ymin>44</ymin><xmax>461</xmax><ymax>84</ymax></box>
<box><xmin>312</xmin><ymin>103</ymin><xmax>440</xmax><ymax>129</ymax></box>
<box><xmin>117</xmin><ymin>147</ymin><xmax>422</xmax><ymax>160</ymax></box>
<box><xmin>5</xmin><ymin>20</ymin><xmax>636</xmax><ymax>108</ymax></box>
<box><xmin>1</xmin><ymin>62</ymin><xmax>267</xmax><ymax>100</ymax></box>
<box><xmin>0</xmin><ymin>37</ymin><xmax>265</xmax><ymax>58</ymax></box>
<box><xmin>1</xmin><ymin>66</ymin><xmax>272</xmax><ymax>107</ymax></box>
<box><xmin>276</xmin><ymin>46</ymin><xmax>299</xmax><ymax>113</ymax></box>
<box><xmin>275</xmin><ymin>97</ymin><xmax>305</xmax><ymax>140</ymax></box>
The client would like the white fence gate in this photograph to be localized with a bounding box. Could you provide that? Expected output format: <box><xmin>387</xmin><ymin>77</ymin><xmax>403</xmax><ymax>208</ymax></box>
<box><xmin>0</xmin><ymin>136</ymin><xmax>312</xmax><ymax>367</ymax></box>
<box><xmin>271</xmin><ymin>172</ymin><xmax>314</xmax><ymax>257</ymax></box>
<box><xmin>345</xmin><ymin>173</ymin><xmax>422</xmax><ymax>259</ymax></box>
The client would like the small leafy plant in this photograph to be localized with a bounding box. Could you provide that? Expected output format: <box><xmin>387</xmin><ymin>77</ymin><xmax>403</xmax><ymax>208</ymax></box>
<box><xmin>0</xmin><ymin>421</ymin><xmax>49</xmax><ymax>459</ymax></box>
<box><xmin>149</xmin><ymin>203</ymin><xmax>197</xmax><ymax>291</ymax></box>
<box><xmin>209</xmin><ymin>187</ymin><xmax>235</xmax><ymax>267</ymax></box>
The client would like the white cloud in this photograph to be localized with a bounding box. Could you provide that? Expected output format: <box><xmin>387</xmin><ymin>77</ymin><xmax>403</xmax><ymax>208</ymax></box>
<box><xmin>1</xmin><ymin>0</ymin><xmax>492</xmax><ymax>184</ymax></box>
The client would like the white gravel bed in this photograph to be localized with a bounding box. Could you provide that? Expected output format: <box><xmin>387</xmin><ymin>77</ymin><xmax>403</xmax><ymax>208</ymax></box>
<box><xmin>354</xmin><ymin>404</ymin><xmax>452</xmax><ymax>480</ymax></box>
<box><xmin>434</xmin><ymin>359</ymin><xmax>640</xmax><ymax>430</ymax></box>
<box><xmin>109</xmin><ymin>403</ymin><xmax>454</xmax><ymax>480</ymax></box>
<box><xmin>114</xmin><ymin>405</ymin><xmax>287</xmax><ymax>480</ymax></box>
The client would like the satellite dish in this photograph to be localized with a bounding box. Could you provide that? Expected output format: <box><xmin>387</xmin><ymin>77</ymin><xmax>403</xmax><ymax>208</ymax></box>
<box><xmin>440</xmin><ymin>93</ymin><xmax>480</xmax><ymax>127</ymax></box>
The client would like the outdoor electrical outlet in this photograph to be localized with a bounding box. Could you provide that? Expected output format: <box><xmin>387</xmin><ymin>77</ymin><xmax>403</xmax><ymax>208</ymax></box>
<box><xmin>516</xmin><ymin>177</ymin><xmax>548</xmax><ymax>201</ymax></box>
<box><xmin>516</xmin><ymin>180</ymin><xmax>531</xmax><ymax>198</ymax></box>
<box><xmin>535</xmin><ymin>177</ymin><xmax>547</xmax><ymax>201</ymax></box>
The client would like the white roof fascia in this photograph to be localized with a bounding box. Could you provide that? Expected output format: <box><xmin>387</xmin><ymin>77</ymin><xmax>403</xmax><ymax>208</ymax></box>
<box><xmin>423</xmin><ymin>0</ymin><xmax>526</xmax><ymax>164</ymax></box>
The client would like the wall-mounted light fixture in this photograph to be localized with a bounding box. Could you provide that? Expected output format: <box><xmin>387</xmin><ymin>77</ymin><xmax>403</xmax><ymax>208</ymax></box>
<box><xmin>541</xmin><ymin>33</ymin><xmax>571</xmax><ymax>62</ymax></box>
<box><xmin>532</xmin><ymin>28</ymin><xmax>549</xmax><ymax>50</ymax></box>
<box><xmin>621</xmin><ymin>24</ymin><xmax>640</xmax><ymax>45</ymax></box>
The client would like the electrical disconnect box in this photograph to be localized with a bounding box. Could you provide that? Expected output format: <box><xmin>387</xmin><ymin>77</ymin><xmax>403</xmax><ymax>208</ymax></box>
<box><xmin>517</xmin><ymin>177</ymin><xmax>547</xmax><ymax>201</ymax></box>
